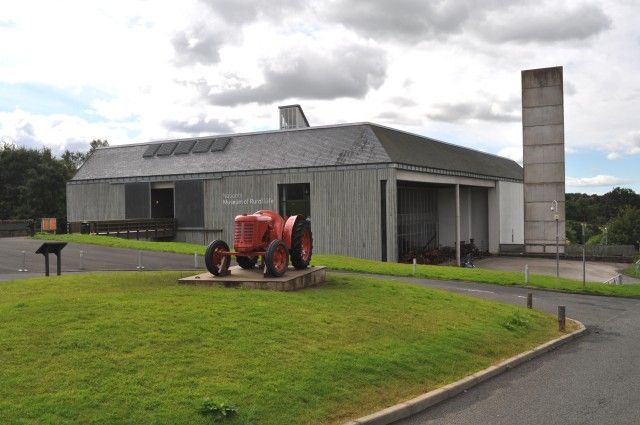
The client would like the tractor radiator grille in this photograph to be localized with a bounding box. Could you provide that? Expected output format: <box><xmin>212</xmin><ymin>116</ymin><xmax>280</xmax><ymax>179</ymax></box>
<box><xmin>234</xmin><ymin>221</ymin><xmax>254</xmax><ymax>245</ymax></box>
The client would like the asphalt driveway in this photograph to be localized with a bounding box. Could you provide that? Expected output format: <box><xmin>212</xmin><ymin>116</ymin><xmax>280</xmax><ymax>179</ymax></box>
<box><xmin>0</xmin><ymin>237</ymin><xmax>202</xmax><ymax>280</ymax></box>
<box><xmin>372</xmin><ymin>275</ymin><xmax>640</xmax><ymax>425</ymax></box>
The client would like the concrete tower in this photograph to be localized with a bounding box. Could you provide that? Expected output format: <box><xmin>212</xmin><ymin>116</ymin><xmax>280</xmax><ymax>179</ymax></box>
<box><xmin>521</xmin><ymin>66</ymin><xmax>566</xmax><ymax>253</ymax></box>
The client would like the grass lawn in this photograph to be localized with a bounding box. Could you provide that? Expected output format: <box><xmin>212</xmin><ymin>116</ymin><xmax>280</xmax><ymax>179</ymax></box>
<box><xmin>32</xmin><ymin>234</ymin><xmax>640</xmax><ymax>297</ymax></box>
<box><xmin>0</xmin><ymin>272</ymin><xmax>565</xmax><ymax>425</ymax></box>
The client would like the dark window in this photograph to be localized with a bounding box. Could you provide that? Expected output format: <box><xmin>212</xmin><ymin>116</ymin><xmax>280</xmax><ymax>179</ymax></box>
<box><xmin>151</xmin><ymin>188</ymin><xmax>174</xmax><ymax>218</ymax></box>
<box><xmin>142</xmin><ymin>144</ymin><xmax>161</xmax><ymax>158</ymax></box>
<box><xmin>156</xmin><ymin>142</ymin><xmax>178</xmax><ymax>156</ymax></box>
<box><xmin>211</xmin><ymin>137</ymin><xmax>231</xmax><ymax>152</ymax></box>
<box><xmin>192</xmin><ymin>138</ymin><xmax>214</xmax><ymax>153</ymax></box>
<box><xmin>278</xmin><ymin>183</ymin><xmax>310</xmax><ymax>218</ymax></box>
<box><xmin>173</xmin><ymin>140</ymin><xmax>196</xmax><ymax>155</ymax></box>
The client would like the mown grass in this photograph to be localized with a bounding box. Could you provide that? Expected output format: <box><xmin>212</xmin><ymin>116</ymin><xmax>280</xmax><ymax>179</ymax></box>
<box><xmin>312</xmin><ymin>255</ymin><xmax>640</xmax><ymax>298</ymax></box>
<box><xmin>0</xmin><ymin>272</ymin><xmax>563</xmax><ymax>425</ymax></box>
<box><xmin>32</xmin><ymin>234</ymin><xmax>640</xmax><ymax>297</ymax></box>
<box><xmin>33</xmin><ymin>233</ymin><xmax>206</xmax><ymax>255</ymax></box>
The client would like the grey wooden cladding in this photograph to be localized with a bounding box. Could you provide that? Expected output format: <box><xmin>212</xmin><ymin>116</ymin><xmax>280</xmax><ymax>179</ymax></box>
<box><xmin>125</xmin><ymin>183</ymin><xmax>150</xmax><ymax>219</ymax></box>
<box><xmin>203</xmin><ymin>167</ymin><xmax>396</xmax><ymax>260</ymax></box>
<box><xmin>66</xmin><ymin>182</ymin><xmax>125</xmax><ymax>222</ymax></box>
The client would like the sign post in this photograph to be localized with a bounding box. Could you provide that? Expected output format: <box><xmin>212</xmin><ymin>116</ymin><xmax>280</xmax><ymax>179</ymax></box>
<box><xmin>35</xmin><ymin>242</ymin><xmax>67</xmax><ymax>276</ymax></box>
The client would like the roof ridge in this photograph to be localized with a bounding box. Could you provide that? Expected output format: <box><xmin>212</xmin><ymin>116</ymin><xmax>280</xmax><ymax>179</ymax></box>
<box><xmin>367</xmin><ymin>122</ymin><xmax>520</xmax><ymax>165</ymax></box>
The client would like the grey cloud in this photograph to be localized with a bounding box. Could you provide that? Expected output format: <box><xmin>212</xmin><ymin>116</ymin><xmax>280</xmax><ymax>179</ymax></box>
<box><xmin>478</xmin><ymin>4</ymin><xmax>612</xmax><ymax>43</ymax></box>
<box><xmin>203</xmin><ymin>43</ymin><xmax>387</xmax><ymax>106</ymax></box>
<box><xmin>163</xmin><ymin>116</ymin><xmax>236</xmax><ymax>134</ymax></box>
<box><xmin>565</xmin><ymin>81</ymin><xmax>578</xmax><ymax>96</ymax></box>
<box><xmin>172</xmin><ymin>26</ymin><xmax>225</xmax><ymax>66</ymax></box>
<box><xmin>427</xmin><ymin>101</ymin><xmax>520</xmax><ymax>123</ymax></box>
<box><xmin>199</xmin><ymin>0</ymin><xmax>307</xmax><ymax>25</ymax></box>
<box><xmin>326</xmin><ymin>1</ymin><xmax>611</xmax><ymax>44</ymax></box>
<box><xmin>388</xmin><ymin>96</ymin><xmax>417</xmax><ymax>107</ymax></box>
<box><xmin>15</xmin><ymin>122</ymin><xmax>41</xmax><ymax>148</ymax></box>
<box><xmin>375</xmin><ymin>110</ymin><xmax>422</xmax><ymax>126</ymax></box>
<box><xmin>326</xmin><ymin>0</ymin><xmax>478</xmax><ymax>42</ymax></box>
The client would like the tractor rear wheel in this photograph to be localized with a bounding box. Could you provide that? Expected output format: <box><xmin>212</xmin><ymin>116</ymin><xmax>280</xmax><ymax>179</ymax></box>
<box><xmin>265</xmin><ymin>240</ymin><xmax>289</xmax><ymax>277</ymax></box>
<box><xmin>291</xmin><ymin>219</ymin><xmax>313</xmax><ymax>269</ymax></box>
<box><xmin>237</xmin><ymin>255</ymin><xmax>258</xmax><ymax>269</ymax></box>
<box><xmin>205</xmin><ymin>240</ymin><xmax>230</xmax><ymax>276</ymax></box>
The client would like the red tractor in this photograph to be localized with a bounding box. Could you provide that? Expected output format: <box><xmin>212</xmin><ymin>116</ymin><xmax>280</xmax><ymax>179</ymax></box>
<box><xmin>205</xmin><ymin>210</ymin><xmax>312</xmax><ymax>277</ymax></box>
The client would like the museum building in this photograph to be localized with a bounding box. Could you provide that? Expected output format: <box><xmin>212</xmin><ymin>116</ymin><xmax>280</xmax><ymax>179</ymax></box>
<box><xmin>67</xmin><ymin>105</ymin><xmax>525</xmax><ymax>262</ymax></box>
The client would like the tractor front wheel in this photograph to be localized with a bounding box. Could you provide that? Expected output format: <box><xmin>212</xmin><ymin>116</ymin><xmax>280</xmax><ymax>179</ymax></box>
<box><xmin>205</xmin><ymin>240</ymin><xmax>230</xmax><ymax>276</ymax></box>
<box><xmin>237</xmin><ymin>255</ymin><xmax>258</xmax><ymax>269</ymax></box>
<box><xmin>265</xmin><ymin>240</ymin><xmax>289</xmax><ymax>277</ymax></box>
<box><xmin>290</xmin><ymin>218</ymin><xmax>313</xmax><ymax>269</ymax></box>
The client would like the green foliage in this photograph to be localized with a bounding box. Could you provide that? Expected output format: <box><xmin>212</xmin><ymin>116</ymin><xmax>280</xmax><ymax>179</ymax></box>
<box><xmin>0</xmin><ymin>140</ymin><xmax>106</xmax><ymax>221</ymax></box>
<box><xmin>198</xmin><ymin>399</ymin><xmax>238</xmax><ymax>422</ymax></box>
<box><xmin>586</xmin><ymin>233</ymin><xmax>603</xmax><ymax>246</ymax></box>
<box><xmin>0</xmin><ymin>272</ymin><xmax>561</xmax><ymax>425</ymax></box>
<box><xmin>565</xmin><ymin>220</ymin><xmax>599</xmax><ymax>245</ymax></box>
<box><xmin>0</xmin><ymin>144</ymin><xmax>67</xmax><ymax>220</ymax></box>
<box><xmin>566</xmin><ymin>188</ymin><xmax>640</xmax><ymax>246</ymax></box>
<box><xmin>566</xmin><ymin>187</ymin><xmax>640</xmax><ymax>226</ymax></box>
<box><xmin>607</xmin><ymin>206</ymin><xmax>640</xmax><ymax>247</ymax></box>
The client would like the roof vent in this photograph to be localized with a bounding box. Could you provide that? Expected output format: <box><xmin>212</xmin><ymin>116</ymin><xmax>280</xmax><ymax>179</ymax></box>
<box><xmin>279</xmin><ymin>104</ymin><xmax>310</xmax><ymax>130</ymax></box>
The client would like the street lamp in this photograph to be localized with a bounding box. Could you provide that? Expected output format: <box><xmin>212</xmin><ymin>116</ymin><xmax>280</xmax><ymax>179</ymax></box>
<box><xmin>550</xmin><ymin>200</ymin><xmax>560</xmax><ymax>278</ymax></box>
<box><xmin>581</xmin><ymin>222</ymin><xmax>586</xmax><ymax>288</ymax></box>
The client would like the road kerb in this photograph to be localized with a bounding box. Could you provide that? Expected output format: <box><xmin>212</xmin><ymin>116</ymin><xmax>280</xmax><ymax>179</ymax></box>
<box><xmin>344</xmin><ymin>319</ymin><xmax>587</xmax><ymax>425</ymax></box>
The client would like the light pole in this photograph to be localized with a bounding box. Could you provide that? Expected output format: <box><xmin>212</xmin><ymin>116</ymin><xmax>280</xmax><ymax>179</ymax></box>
<box><xmin>581</xmin><ymin>222</ymin><xmax>586</xmax><ymax>288</ymax></box>
<box><xmin>551</xmin><ymin>200</ymin><xmax>559</xmax><ymax>278</ymax></box>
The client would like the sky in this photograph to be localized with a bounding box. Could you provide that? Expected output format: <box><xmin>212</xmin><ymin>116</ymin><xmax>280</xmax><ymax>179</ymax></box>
<box><xmin>1</xmin><ymin>0</ymin><xmax>639</xmax><ymax>194</ymax></box>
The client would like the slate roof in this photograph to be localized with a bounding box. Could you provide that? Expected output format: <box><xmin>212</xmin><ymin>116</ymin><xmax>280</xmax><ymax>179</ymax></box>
<box><xmin>72</xmin><ymin>123</ymin><xmax>523</xmax><ymax>182</ymax></box>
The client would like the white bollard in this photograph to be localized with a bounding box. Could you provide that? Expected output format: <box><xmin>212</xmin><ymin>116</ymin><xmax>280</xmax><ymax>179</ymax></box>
<box><xmin>136</xmin><ymin>251</ymin><xmax>145</xmax><ymax>271</ymax></box>
<box><xmin>79</xmin><ymin>250</ymin><xmax>85</xmax><ymax>270</ymax></box>
<box><xmin>524</xmin><ymin>264</ymin><xmax>529</xmax><ymax>285</ymax></box>
<box><xmin>412</xmin><ymin>258</ymin><xmax>417</xmax><ymax>275</ymax></box>
<box><xmin>194</xmin><ymin>252</ymin><xmax>198</xmax><ymax>268</ymax></box>
<box><xmin>18</xmin><ymin>251</ymin><xmax>28</xmax><ymax>272</ymax></box>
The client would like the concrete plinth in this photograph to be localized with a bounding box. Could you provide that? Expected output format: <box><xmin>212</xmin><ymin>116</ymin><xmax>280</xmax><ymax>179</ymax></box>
<box><xmin>178</xmin><ymin>266</ymin><xmax>326</xmax><ymax>291</ymax></box>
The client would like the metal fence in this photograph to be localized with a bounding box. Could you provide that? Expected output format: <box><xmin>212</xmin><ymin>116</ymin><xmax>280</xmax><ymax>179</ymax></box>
<box><xmin>0</xmin><ymin>220</ymin><xmax>33</xmax><ymax>237</ymax></box>
<box><xmin>565</xmin><ymin>244</ymin><xmax>636</xmax><ymax>261</ymax></box>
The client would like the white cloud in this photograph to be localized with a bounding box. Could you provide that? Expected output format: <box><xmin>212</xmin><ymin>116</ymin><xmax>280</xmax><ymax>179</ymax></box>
<box><xmin>497</xmin><ymin>146</ymin><xmax>523</xmax><ymax>165</ymax></box>
<box><xmin>607</xmin><ymin>152</ymin><xmax>622</xmax><ymax>160</ymax></box>
<box><xmin>566</xmin><ymin>175</ymin><xmax>633</xmax><ymax>187</ymax></box>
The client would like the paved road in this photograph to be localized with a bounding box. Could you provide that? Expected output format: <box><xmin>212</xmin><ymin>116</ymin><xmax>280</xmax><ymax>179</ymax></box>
<box><xmin>0</xmin><ymin>237</ymin><xmax>202</xmax><ymax>280</ymax></box>
<box><xmin>475</xmin><ymin>256</ymin><xmax>639</xmax><ymax>284</ymax></box>
<box><xmin>361</xmin><ymin>275</ymin><xmax>640</xmax><ymax>425</ymax></box>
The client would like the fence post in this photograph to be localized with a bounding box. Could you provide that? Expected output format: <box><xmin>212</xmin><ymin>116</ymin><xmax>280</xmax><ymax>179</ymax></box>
<box><xmin>524</xmin><ymin>264</ymin><xmax>529</xmax><ymax>285</ymax></box>
<box><xmin>527</xmin><ymin>293</ymin><xmax>532</xmax><ymax>309</ymax></box>
<box><xmin>79</xmin><ymin>250</ymin><xmax>85</xmax><ymax>270</ymax></box>
<box><xmin>18</xmin><ymin>251</ymin><xmax>28</xmax><ymax>272</ymax></box>
<box><xmin>194</xmin><ymin>252</ymin><xmax>199</xmax><ymax>269</ymax></box>
<box><xmin>412</xmin><ymin>258</ymin><xmax>417</xmax><ymax>275</ymax></box>
<box><xmin>558</xmin><ymin>306</ymin><xmax>566</xmax><ymax>332</ymax></box>
<box><xmin>136</xmin><ymin>251</ymin><xmax>145</xmax><ymax>271</ymax></box>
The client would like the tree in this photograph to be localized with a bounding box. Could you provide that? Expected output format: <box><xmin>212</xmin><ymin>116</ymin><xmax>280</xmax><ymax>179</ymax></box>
<box><xmin>88</xmin><ymin>139</ymin><xmax>109</xmax><ymax>156</ymax></box>
<box><xmin>0</xmin><ymin>140</ymin><xmax>107</xmax><ymax>221</ymax></box>
<box><xmin>0</xmin><ymin>144</ymin><xmax>67</xmax><ymax>220</ymax></box>
<box><xmin>607</xmin><ymin>206</ymin><xmax>640</xmax><ymax>248</ymax></box>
